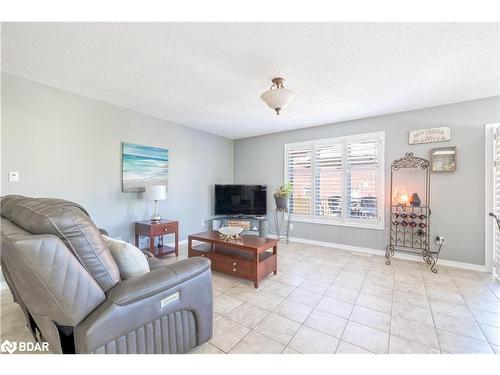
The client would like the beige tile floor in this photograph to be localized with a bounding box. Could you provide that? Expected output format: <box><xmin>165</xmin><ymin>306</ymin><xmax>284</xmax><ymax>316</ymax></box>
<box><xmin>2</xmin><ymin>241</ymin><xmax>500</xmax><ymax>354</ymax></box>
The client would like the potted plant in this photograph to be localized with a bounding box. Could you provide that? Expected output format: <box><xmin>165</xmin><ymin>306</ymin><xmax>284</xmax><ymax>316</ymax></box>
<box><xmin>274</xmin><ymin>183</ymin><xmax>292</xmax><ymax>210</ymax></box>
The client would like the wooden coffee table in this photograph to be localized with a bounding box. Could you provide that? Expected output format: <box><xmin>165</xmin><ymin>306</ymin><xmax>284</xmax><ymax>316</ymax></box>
<box><xmin>188</xmin><ymin>231</ymin><xmax>278</xmax><ymax>288</ymax></box>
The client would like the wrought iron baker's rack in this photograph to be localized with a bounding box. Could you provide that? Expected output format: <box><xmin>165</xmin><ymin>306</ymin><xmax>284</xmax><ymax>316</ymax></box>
<box><xmin>385</xmin><ymin>152</ymin><xmax>442</xmax><ymax>272</ymax></box>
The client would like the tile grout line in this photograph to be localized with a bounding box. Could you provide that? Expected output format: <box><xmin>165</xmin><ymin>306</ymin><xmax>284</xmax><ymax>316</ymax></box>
<box><xmin>216</xmin><ymin>252</ymin><xmax>325</xmax><ymax>354</ymax></box>
<box><xmin>298</xmin><ymin>264</ymin><xmax>382</xmax><ymax>353</ymax></box>
<box><xmin>216</xmin><ymin>276</ymin><xmax>285</xmax><ymax>353</ymax></box>
<box><xmin>387</xmin><ymin>263</ymin><xmax>395</xmax><ymax>354</ymax></box>
<box><xmin>273</xmin><ymin>253</ymin><xmax>362</xmax><ymax>353</ymax></box>
<box><xmin>309</xmin><ymin>258</ymin><xmax>374</xmax><ymax>350</ymax></box>
<box><xmin>178</xmin><ymin>247</ymin><xmax>498</xmax><ymax>353</ymax></box>
<box><xmin>423</xmin><ymin>270</ymin><xmax>445</xmax><ymax>353</ymax></box>
<box><xmin>335</xmin><ymin>262</ymin><xmax>370</xmax><ymax>352</ymax></box>
<box><xmin>398</xmin><ymin>273</ymin><xmax>444</xmax><ymax>351</ymax></box>
<box><xmin>424</xmin><ymin>268</ymin><xmax>499</xmax><ymax>352</ymax></box>
<box><xmin>339</xmin><ymin>264</ymin><xmax>445</xmax><ymax>352</ymax></box>
<box><xmin>275</xmin><ymin>259</ymin><xmax>318</xmax><ymax>354</ymax></box>
<box><xmin>277</xmin><ymin>256</ymin><xmax>333</xmax><ymax>353</ymax></box>
<box><xmin>212</xmin><ymin>278</ymin><xmax>261</xmax><ymax>353</ymax></box>
<box><xmin>393</xmin><ymin>269</ymin><xmax>445</xmax><ymax>352</ymax></box>
<box><xmin>226</xmin><ymin>287</ymin><xmax>297</xmax><ymax>353</ymax></box>
<box><xmin>168</xmin><ymin>245</ymin><xmax>500</xmax><ymax>354</ymax></box>
<box><xmin>448</xmin><ymin>271</ymin><xmax>496</xmax><ymax>352</ymax></box>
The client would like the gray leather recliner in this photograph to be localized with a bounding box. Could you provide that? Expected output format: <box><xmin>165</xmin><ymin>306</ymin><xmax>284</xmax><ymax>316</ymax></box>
<box><xmin>0</xmin><ymin>195</ymin><xmax>213</xmax><ymax>354</ymax></box>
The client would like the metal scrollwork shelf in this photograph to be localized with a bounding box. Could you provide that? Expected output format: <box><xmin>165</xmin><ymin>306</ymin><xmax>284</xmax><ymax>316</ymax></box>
<box><xmin>385</xmin><ymin>152</ymin><xmax>443</xmax><ymax>273</ymax></box>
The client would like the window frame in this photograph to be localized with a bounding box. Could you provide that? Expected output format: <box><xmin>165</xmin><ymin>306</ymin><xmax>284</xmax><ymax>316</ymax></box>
<box><xmin>284</xmin><ymin>131</ymin><xmax>385</xmax><ymax>230</ymax></box>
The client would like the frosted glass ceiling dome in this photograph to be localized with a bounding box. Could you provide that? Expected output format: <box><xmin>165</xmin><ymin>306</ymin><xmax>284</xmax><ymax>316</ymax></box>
<box><xmin>260</xmin><ymin>77</ymin><xmax>295</xmax><ymax>115</ymax></box>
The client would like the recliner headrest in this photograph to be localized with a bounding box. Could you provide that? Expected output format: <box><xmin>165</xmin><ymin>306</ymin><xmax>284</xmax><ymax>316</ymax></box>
<box><xmin>1</xmin><ymin>195</ymin><xmax>120</xmax><ymax>291</ymax></box>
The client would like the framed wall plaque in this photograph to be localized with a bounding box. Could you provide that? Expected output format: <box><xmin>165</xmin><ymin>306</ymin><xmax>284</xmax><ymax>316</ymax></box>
<box><xmin>430</xmin><ymin>146</ymin><xmax>456</xmax><ymax>172</ymax></box>
<box><xmin>409</xmin><ymin>126</ymin><xmax>451</xmax><ymax>145</ymax></box>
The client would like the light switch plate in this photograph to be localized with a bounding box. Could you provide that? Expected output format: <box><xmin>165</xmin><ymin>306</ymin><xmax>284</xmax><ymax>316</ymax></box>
<box><xmin>8</xmin><ymin>171</ymin><xmax>19</xmax><ymax>182</ymax></box>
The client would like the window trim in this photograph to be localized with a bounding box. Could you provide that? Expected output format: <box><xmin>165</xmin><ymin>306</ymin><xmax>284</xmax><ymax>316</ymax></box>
<box><xmin>284</xmin><ymin>131</ymin><xmax>385</xmax><ymax>230</ymax></box>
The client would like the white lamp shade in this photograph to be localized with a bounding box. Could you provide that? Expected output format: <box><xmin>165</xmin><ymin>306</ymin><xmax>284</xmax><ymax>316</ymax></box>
<box><xmin>260</xmin><ymin>88</ymin><xmax>295</xmax><ymax>111</ymax></box>
<box><xmin>145</xmin><ymin>185</ymin><xmax>166</xmax><ymax>201</ymax></box>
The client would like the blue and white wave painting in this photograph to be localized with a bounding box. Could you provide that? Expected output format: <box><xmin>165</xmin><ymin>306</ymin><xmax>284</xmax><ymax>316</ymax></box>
<box><xmin>122</xmin><ymin>142</ymin><xmax>168</xmax><ymax>192</ymax></box>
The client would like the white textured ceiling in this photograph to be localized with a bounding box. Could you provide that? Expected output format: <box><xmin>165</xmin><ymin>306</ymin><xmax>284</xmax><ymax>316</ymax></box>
<box><xmin>2</xmin><ymin>23</ymin><xmax>499</xmax><ymax>139</ymax></box>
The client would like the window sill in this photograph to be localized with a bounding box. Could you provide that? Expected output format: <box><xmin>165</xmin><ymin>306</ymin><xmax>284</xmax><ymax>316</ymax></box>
<box><xmin>290</xmin><ymin>216</ymin><xmax>385</xmax><ymax>230</ymax></box>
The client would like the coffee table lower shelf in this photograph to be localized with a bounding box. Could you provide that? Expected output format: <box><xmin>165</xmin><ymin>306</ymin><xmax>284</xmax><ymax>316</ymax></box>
<box><xmin>188</xmin><ymin>242</ymin><xmax>277</xmax><ymax>288</ymax></box>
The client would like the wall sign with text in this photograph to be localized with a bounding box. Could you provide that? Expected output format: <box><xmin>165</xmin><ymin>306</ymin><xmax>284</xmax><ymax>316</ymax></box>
<box><xmin>408</xmin><ymin>126</ymin><xmax>451</xmax><ymax>145</ymax></box>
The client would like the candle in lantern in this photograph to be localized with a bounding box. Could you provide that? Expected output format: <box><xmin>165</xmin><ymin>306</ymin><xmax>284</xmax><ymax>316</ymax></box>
<box><xmin>393</xmin><ymin>186</ymin><xmax>410</xmax><ymax>206</ymax></box>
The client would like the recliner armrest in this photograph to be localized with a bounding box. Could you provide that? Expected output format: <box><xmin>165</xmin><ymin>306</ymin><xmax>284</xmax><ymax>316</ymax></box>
<box><xmin>75</xmin><ymin>256</ymin><xmax>213</xmax><ymax>353</ymax></box>
<box><xmin>108</xmin><ymin>257</ymin><xmax>211</xmax><ymax>305</ymax></box>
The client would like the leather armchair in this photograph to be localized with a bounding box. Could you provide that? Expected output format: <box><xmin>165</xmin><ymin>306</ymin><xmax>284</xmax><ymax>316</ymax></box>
<box><xmin>1</xmin><ymin>195</ymin><xmax>213</xmax><ymax>354</ymax></box>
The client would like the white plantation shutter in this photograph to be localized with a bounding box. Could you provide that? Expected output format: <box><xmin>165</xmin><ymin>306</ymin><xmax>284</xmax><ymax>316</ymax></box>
<box><xmin>285</xmin><ymin>131</ymin><xmax>384</xmax><ymax>228</ymax></box>
<box><xmin>495</xmin><ymin>128</ymin><xmax>500</xmax><ymax>270</ymax></box>
<box><xmin>314</xmin><ymin>143</ymin><xmax>343</xmax><ymax>217</ymax></box>
<box><xmin>287</xmin><ymin>146</ymin><xmax>313</xmax><ymax>215</ymax></box>
<box><xmin>346</xmin><ymin>139</ymin><xmax>381</xmax><ymax>221</ymax></box>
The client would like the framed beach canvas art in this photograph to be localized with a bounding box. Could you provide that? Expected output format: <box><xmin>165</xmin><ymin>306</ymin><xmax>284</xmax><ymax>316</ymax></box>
<box><xmin>122</xmin><ymin>142</ymin><xmax>169</xmax><ymax>192</ymax></box>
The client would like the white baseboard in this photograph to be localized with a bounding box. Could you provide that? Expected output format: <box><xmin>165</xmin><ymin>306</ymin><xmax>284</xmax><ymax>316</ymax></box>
<box><xmin>286</xmin><ymin>236</ymin><xmax>487</xmax><ymax>273</ymax></box>
<box><xmin>434</xmin><ymin>258</ymin><xmax>487</xmax><ymax>273</ymax></box>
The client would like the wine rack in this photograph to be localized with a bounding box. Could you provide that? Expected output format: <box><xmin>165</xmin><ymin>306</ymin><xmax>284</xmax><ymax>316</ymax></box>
<box><xmin>385</xmin><ymin>153</ymin><xmax>442</xmax><ymax>273</ymax></box>
<box><xmin>390</xmin><ymin>205</ymin><xmax>430</xmax><ymax>250</ymax></box>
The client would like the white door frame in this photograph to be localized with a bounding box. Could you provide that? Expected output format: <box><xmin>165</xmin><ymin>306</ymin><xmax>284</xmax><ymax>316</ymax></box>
<box><xmin>485</xmin><ymin>123</ymin><xmax>499</xmax><ymax>275</ymax></box>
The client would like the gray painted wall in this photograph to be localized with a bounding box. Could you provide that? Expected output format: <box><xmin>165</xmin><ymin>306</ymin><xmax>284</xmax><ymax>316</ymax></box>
<box><xmin>234</xmin><ymin>97</ymin><xmax>500</xmax><ymax>266</ymax></box>
<box><xmin>1</xmin><ymin>74</ymin><xmax>234</xmax><ymax>243</ymax></box>
<box><xmin>2</xmin><ymin>72</ymin><xmax>499</xmax><ymax>267</ymax></box>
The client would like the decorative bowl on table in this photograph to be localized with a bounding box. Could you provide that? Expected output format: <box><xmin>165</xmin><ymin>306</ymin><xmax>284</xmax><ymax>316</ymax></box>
<box><xmin>218</xmin><ymin>226</ymin><xmax>243</xmax><ymax>241</ymax></box>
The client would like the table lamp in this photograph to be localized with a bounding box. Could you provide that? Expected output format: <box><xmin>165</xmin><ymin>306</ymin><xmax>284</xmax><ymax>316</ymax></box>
<box><xmin>145</xmin><ymin>185</ymin><xmax>166</xmax><ymax>222</ymax></box>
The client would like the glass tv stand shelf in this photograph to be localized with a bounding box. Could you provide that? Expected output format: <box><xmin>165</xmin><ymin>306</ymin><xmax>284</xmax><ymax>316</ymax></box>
<box><xmin>206</xmin><ymin>215</ymin><xmax>268</xmax><ymax>237</ymax></box>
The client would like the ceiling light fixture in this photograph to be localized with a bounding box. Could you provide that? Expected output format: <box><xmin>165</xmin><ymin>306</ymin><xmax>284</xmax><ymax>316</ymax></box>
<box><xmin>260</xmin><ymin>77</ymin><xmax>295</xmax><ymax>115</ymax></box>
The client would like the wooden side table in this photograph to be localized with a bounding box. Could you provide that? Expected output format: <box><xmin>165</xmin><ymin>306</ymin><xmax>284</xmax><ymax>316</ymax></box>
<box><xmin>135</xmin><ymin>220</ymin><xmax>179</xmax><ymax>257</ymax></box>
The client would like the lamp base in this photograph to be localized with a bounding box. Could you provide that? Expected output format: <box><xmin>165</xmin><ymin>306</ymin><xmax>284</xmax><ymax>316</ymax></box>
<box><xmin>150</xmin><ymin>200</ymin><xmax>162</xmax><ymax>222</ymax></box>
<box><xmin>150</xmin><ymin>214</ymin><xmax>162</xmax><ymax>223</ymax></box>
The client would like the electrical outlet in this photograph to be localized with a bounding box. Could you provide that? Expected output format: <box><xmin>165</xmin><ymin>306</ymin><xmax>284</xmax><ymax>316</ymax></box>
<box><xmin>289</xmin><ymin>223</ymin><xmax>294</xmax><ymax>230</ymax></box>
<box><xmin>201</xmin><ymin>219</ymin><xmax>206</xmax><ymax>226</ymax></box>
<box><xmin>435</xmin><ymin>236</ymin><xmax>445</xmax><ymax>245</ymax></box>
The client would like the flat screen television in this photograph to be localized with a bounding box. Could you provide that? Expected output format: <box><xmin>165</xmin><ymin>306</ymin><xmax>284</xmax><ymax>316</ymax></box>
<box><xmin>214</xmin><ymin>184</ymin><xmax>267</xmax><ymax>216</ymax></box>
